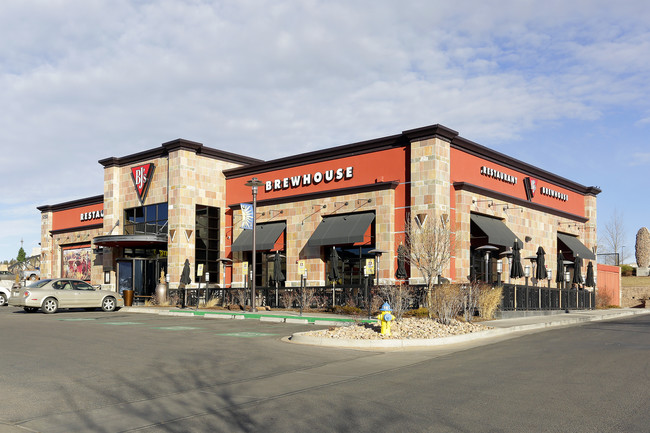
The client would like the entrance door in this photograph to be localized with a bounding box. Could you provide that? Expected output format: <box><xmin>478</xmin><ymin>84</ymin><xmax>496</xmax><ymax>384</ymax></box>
<box><xmin>117</xmin><ymin>261</ymin><xmax>133</xmax><ymax>295</ymax></box>
<box><xmin>117</xmin><ymin>259</ymin><xmax>167</xmax><ymax>297</ymax></box>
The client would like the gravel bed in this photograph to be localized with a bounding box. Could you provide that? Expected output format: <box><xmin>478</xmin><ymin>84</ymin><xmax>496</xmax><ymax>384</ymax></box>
<box><xmin>306</xmin><ymin>317</ymin><xmax>490</xmax><ymax>340</ymax></box>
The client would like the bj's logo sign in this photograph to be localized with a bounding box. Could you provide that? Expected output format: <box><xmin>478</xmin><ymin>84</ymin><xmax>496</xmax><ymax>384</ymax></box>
<box><xmin>523</xmin><ymin>177</ymin><xmax>537</xmax><ymax>201</ymax></box>
<box><xmin>131</xmin><ymin>163</ymin><xmax>155</xmax><ymax>204</ymax></box>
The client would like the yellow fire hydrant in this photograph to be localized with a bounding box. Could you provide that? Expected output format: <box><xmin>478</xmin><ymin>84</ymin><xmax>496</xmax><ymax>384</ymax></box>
<box><xmin>377</xmin><ymin>302</ymin><xmax>395</xmax><ymax>336</ymax></box>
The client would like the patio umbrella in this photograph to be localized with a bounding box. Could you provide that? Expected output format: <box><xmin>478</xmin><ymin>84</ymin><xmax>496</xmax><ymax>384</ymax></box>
<box><xmin>180</xmin><ymin>258</ymin><xmax>192</xmax><ymax>308</ymax></box>
<box><xmin>510</xmin><ymin>241</ymin><xmax>524</xmax><ymax>279</ymax></box>
<box><xmin>180</xmin><ymin>259</ymin><xmax>192</xmax><ymax>286</ymax></box>
<box><xmin>395</xmin><ymin>244</ymin><xmax>408</xmax><ymax>280</ymax></box>
<box><xmin>573</xmin><ymin>255</ymin><xmax>583</xmax><ymax>286</ymax></box>
<box><xmin>328</xmin><ymin>247</ymin><xmax>341</xmax><ymax>283</ymax></box>
<box><xmin>328</xmin><ymin>247</ymin><xmax>341</xmax><ymax>307</ymax></box>
<box><xmin>585</xmin><ymin>261</ymin><xmax>595</xmax><ymax>287</ymax></box>
<box><xmin>535</xmin><ymin>246</ymin><xmax>548</xmax><ymax>281</ymax></box>
<box><xmin>556</xmin><ymin>251</ymin><xmax>565</xmax><ymax>284</ymax></box>
<box><xmin>271</xmin><ymin>253</ymin><xmax>285</xmax><ymax>307</ymax></box>
<box><xmin>271</xmin><ymin>253</ymin><xmax>285</xmax><ymax>285</ymax></box>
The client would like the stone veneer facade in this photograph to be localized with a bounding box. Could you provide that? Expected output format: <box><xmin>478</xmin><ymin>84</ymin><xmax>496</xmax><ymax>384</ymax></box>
<box><xmin>38</xmin><ymin>124</ymin><xmax>601</xmax><ymax>294</ymax></box>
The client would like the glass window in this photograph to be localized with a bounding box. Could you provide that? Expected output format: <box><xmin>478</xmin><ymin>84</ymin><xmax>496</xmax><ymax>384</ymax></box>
<box><xmin>123</xmin><ymin>203</ymin><xmax>168</xmax><ymax>235</ymax></box>
<box><xmin>72</xmin><ymin>281</ymin><xmax>94</xmax><ymax>290</ymax></box>
<box><xmin>195</xmin><ymin>205</ymin><xmax>221</xmax><ymax>281</ymax></box>
<box><xmin>327</xmin><ymin>246</ymin><xmax>376</xmax><ymax>285</ymax></box>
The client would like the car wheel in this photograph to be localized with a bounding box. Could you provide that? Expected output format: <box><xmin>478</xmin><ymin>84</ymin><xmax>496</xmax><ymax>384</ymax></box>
<box><xmin>29</xmin><ymin>274</ymin><xmax>37</xmax><ymax>281</ymax></box>
<box><xmin>42</xmin><ymin>297</ymin><xmax>59</xmax><ymax>314</ymax></box>
<box><xmin>0</xmin><ymin>293</ymin><xmax>6</xmax><ymax>306</ymax></box>
<box><xmin>101</xmin><ymin>297</ymin><xmax>116</xmax><ymax>312</ymax></box>
<box><xmin>24</xmin><ymin>307</ymin><xmax>38</xmax><ymax>313</ymax></box>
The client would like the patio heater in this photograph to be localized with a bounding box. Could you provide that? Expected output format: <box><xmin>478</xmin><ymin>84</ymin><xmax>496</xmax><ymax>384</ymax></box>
<box><xmin>476</xmin><ymin>245</ymin><xmax>498</xmax><ymax>283</ymax></box>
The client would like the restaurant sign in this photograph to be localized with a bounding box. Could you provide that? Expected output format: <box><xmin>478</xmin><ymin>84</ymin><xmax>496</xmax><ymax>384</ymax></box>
<box><xmin>480</xmin><ymin>166</ymin><xmax>517</xmax><ymax>185</ymax></box>
<box><xmin>131</xmin><ymin>163</ymin><xmax>155</xmax><ymax>204</ymax></box>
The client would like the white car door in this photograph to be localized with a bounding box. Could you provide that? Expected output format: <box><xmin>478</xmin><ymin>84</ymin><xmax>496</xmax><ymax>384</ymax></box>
<box><xmin>51</xmin><ymin>280</ymin><xmax>76</xmax><ymax>307</ymax></box>
<box><xmin>71</xmin><ymin>280</ymin><xmax>100</xmax><ymax>307</ymax></box>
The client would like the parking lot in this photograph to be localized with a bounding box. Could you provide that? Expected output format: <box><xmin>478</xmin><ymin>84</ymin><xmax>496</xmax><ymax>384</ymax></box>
<box><xmin>0</xmin><ymin>306</ymin><xmax>382</xmax><ymax>432</ymax></box>
<box><xmin>3</xmin><ymin>306</ymin><xmax>650</xmax><ymax>432</ymax></box>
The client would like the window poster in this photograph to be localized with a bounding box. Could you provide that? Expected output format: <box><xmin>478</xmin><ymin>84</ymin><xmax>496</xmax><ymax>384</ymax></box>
<box><xmin>62</xmin><ymin>247</ymin><xmax>92</xmax><ymax>281</ymax></box>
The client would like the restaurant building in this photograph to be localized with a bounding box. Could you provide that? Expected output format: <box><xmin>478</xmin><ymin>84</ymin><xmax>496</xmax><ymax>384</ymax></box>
<box><xmin>37</xmin><ymin>124</ymin><xmax>600</xmax><ymax>304</ymax></box>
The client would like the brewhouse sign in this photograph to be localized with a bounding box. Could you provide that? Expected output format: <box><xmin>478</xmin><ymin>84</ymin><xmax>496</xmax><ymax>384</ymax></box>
<box><xmin>131</xmin><ymin>163</ymin><xmax>155</xmax><ymax>204</ymax></box>
<box><xmin>265</xmin><ymin>166</ymin><xmax>354</xmax><ymax>192</ymax></box>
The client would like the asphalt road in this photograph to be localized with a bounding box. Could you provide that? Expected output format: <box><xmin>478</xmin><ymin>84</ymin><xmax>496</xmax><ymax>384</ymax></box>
<box><xmin>0</xmin><ymin>306</ymin><xmax>648</xmax><ymax>433</ymax></box>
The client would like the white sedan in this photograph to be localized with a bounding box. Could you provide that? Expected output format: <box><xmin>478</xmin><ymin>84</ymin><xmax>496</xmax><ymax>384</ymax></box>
<box><xmin>9</xmin><ymin>278</ymin><xmax>124</xmax><ymax>314</ymax></box>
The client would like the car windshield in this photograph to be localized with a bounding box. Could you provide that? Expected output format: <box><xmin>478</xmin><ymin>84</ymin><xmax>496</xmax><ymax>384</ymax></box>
<box><xmin>26</xmin><ymin>279</ymin><xmax>53</xmax><ymax>288</ymax></box>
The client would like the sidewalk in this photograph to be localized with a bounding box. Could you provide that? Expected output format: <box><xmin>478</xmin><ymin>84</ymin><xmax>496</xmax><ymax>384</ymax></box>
<box><xmin>121</xmin><ymin>306</ymin><xmax>650</xmax><ymax>349</ymax></box>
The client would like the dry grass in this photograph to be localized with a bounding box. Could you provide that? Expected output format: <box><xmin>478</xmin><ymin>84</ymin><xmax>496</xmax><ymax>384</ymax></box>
<box><xmin>477</xmin><ymin>286</ymin><xmax>503</xmax><ymax>319</ymax></box>
<box><xmin>622</xmin><ymin>276</ymin><xmax>650</xmax><ymax>287</ymax></box>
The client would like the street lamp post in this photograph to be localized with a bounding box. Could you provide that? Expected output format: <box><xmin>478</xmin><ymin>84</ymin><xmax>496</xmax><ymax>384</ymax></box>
<box><xmin>245</xmin><ymin>177</ymin><xmax>264</xmax><ymax>312</ymax></box>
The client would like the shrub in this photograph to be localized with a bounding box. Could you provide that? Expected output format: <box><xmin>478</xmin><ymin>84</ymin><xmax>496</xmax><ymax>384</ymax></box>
<box><xmin>595</xmin><ymin>289</ymin><xmax>617</xmax><ymax>309</ymax></box>
<box><xmin>430</xmin><ymin>283</ymin><xmax>464</xmax><ymax>325</ymax></box>
<box><xmin>621</xmin><ymin>265</ymin><xmax>634</xmax><ymax>277</ymax></box>
<box><xmin>330</xmin><ymin>305</ymin><xmax>362</xmax><ymax>315</ymax></box>
<box><xmin>404</xmin><ymin>307</ymin><xmax>429</xmax><ymax>318</ymax></box>
<box><xmin>477</xmin><ymin>285</ymin><xmax>503</xmax><ymax>319</ymax></box>
<box><xmin>280</xmin><ymin>288</ymin><xmax>297</xmax><ymax>308</ymax></box>
<box><xmin>376</xmin><ymin>284</ymin><xmax>415</xmax><ymax>320</ymax></box>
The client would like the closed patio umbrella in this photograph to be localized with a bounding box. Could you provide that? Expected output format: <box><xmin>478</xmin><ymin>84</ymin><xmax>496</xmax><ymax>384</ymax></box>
<box><xmin>585</xmin><ymin>261</ymin><xmax>595</xmax><ymax>287</ymax></box>
<box><xmin>395</xmin><ymin>244</ymin><xmax>408</xmax><ymax>280</ymax></box>
<box><xmin>328</xmin><ymin>247</ymin><xmax>341</xmax><ymax>306</ymax></box>
<box><xmin>556</xmin><ymin>251</ymin><xmax>565</xmax><ymax>285</ymax></box>
<box><xmin>272</xmin><ymin>253</ymin><xmax>285</xmax><ymax>285</ymax></box>
<box><xmin>271</xmin><ymin>253</ymin><xmax>285</xmax><ymax>307</ymax></box>
<box><xmin>328</xmin><ymin>247</ymin><xmax>341</xmax><ymax>283</ymax></box>
<box><xmin>180</xmin><ymin>258</ymin><xmax>192</xmax><ymax>286</ymax></box>
<box><xmin>180</xmin><ymin>258</ymin><xmax>192</xmax><ymax>308</ymax></box>
<box><xmin>573</xmin><ymin>255</ymin><xmax>583</xmax><ymax>286</ymax></box>
<box><xmin>510</xmin><ymin>241</ymin><xmax>524</xmax><ymax>280</ymax></box>
<box><xmin>535</xmin><ymin>246</ymin><xmax>548</xmax><ymax>281</ymax></box>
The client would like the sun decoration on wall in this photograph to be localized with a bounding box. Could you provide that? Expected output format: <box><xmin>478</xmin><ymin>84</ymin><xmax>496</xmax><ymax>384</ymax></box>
<box><xmin>241</xmin><ymin>203</ymin><xmax>254</xmax><ymax>230</ymax></box>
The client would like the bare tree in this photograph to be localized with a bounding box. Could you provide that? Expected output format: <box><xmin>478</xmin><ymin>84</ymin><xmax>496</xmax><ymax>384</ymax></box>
<box><xmin>403</xmin><ymin>213</ymin><xmax>453</xmax><ymax>318</ymax></box>
<box><xmin>600</xmin><ymin>209</ymin><xmax>631</xmax><ymax>265</ymax></box>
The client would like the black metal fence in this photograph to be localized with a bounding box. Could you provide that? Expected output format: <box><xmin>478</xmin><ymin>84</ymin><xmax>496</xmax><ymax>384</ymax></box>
<box><xmin>500</xmin><ymin>284</ymin><xmax>595</xmax><ymax>311</ymax></box>
<box><xmin>168</xmin><ymin>282</ymin><xmax>595</xmax><ymax>311</ymax></box>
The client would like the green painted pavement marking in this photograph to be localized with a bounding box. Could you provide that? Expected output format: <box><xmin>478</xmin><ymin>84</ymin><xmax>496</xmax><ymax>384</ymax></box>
<box><xmin>217</xmin><ymin>332</ymin><xmax>279</xmax><ymax>338</ymax></box>
<box><xmin>102</xmin><ymin>322</ymin><xmax>144</xmax><ymax>325</ymax></box>
<box><xmin>58</xmin><ymin>318</ymin><xmax>98</xmax><ymax>321</ymax></box>
<box><xmin>153</xmin><ymin>326</ymin><xmax>203</xmax><ymax>331</ymax></box>
<box><xmin>169</xmin><ymin>309</ymin><xmax>378</xmax><ymax>323</ymax></box>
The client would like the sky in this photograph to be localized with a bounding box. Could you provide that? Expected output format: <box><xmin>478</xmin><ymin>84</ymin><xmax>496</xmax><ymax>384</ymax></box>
<box><xmin>1</xmin><ymin>0</ymin><xmax>649</xmax><ymax>264</ymax></box>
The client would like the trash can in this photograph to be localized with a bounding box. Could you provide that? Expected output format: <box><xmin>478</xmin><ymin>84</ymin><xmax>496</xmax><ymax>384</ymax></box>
<box><xmin>123</xmin><ymin>289</ymin><xmax>134</xmax><ymax>307</ymax></box>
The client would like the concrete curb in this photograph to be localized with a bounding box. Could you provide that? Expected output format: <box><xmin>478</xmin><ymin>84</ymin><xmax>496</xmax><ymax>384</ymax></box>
<box><xmin>289</xmin><ymin>309</ymin><xmax>650</xmax><ymax>349</ymax></box>
<box><xmin>121</xmin><ymin>306</ymin><xmax>374</xmax><ymax>327</ymax></box>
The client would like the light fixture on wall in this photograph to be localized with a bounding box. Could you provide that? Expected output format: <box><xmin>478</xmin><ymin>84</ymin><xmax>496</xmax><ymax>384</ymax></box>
<box><xmin>472</xmin><ymin>199</ymin><xmax>493</xmax><ymax>207</ymax></box>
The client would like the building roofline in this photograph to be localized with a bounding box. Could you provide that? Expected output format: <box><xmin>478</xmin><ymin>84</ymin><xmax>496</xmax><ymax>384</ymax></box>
<box><xmin>37</xmin><ymin>195</ymin><xmax>104</xmax><ymax>213</ymax></box>
<box><xmin>224</xmin><ymin>133</ymin><xmax>407</xmax><ymax>179</ymax></box>
<box><xmin>223</xmin><ymin>123</ymin><xmax>599</xmax><ymax>195</ymax></box>
<box><xmin>450</xmin><ymin>137</ymin><xmax>601</xmax><ymax>196</ymax></box>
<box><xmin>98</xmin><ymin>139</ymin><xmax>263</xmax><ymax>168</ymax></box>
